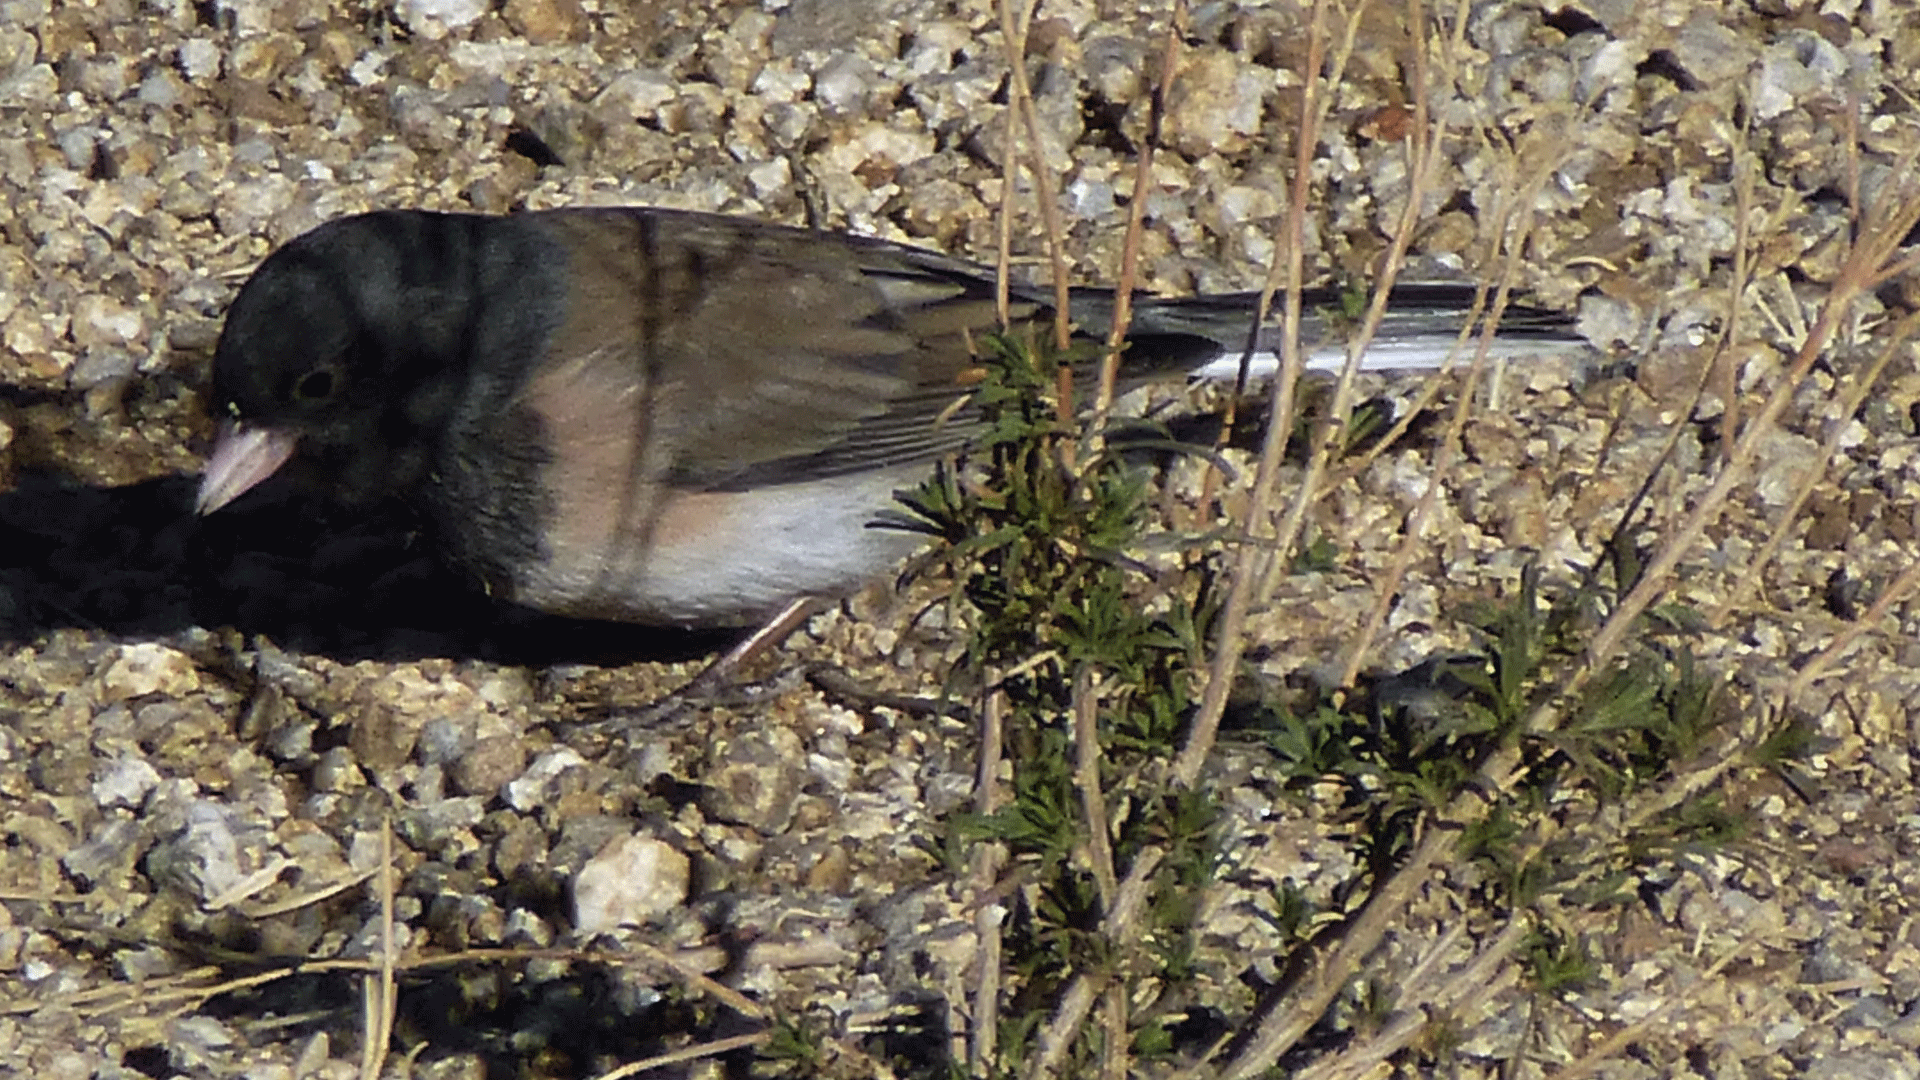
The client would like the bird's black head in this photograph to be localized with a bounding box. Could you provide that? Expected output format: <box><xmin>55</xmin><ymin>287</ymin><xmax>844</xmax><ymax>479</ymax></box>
<box><xmin>203</xmin><ymin>210</ymin><xmax>511</xmax><ymax>510</ymax></box>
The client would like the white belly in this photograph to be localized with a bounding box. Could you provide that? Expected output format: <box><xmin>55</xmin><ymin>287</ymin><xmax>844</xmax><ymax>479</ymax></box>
<box><xmin>512</xmin><ymin>467</ymin><xmax>930</xmax><ymax>627</ymax></box>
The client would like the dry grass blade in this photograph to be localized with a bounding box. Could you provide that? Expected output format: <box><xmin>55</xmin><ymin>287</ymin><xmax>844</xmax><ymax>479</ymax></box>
<box><xmin>589</xmin><ymin>1031</ymin><xmax>771</xmax><ymax>1080</ymax></box>
<box><xmin>0</xmin><ymin>889</ymin><xmax>113</xmax><ymax>905</ymax></box>
<box><xmin>239</xmin><ymin>866</ymin><xmax>380</xmax><ymax>919</ymax></box>
<box><xmin>356</xmin><ymin>816</ymin><xmax>397</xmax><ymax>1080</ymax></box>
<box><xmin>2</xmin><ymin>965</ymin><xmax>222</xmax><ymax>1018</ymax></box>
<box><xmin>627</xmin><ymin>942</ymin><xmax>770</xmax><ymax>1020</ymax></box>
<box><xmin>23</xmin><ymin>938</ymin><xmax>774</xmax><ymax>1044</ymax></box>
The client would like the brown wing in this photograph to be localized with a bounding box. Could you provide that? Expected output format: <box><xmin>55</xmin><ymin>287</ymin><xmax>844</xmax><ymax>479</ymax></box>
<box><xmin>532</xmin><ymin>208</ymin><xmax>1029</xmax><ymax>493</ymax></box>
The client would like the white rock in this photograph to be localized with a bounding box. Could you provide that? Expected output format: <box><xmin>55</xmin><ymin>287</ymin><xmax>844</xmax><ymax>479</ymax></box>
<box><xmin>214</xmin><ymin>0</ymin><xmax>282</xmax><ymax>36</ymax></box>
<box><xmin>812</xmin><ymin>53</ymin><xmax>876</xmax><ymax>116</ymax></box>
<box><xmin>0</xmin><ymin>26</ymin><xmax>35</xmax><ymax>76</ymax></box>
<box><xmin>1164</xmin><ymin>49</ymin><xmax>1269</xmax><ymax>158</ymax></box>
<box><xmin>93</xmin><ymin>756</ymin><xmax>163</xmax><ymax>810</ymax></box>
<box><xmin>101</xmin><ymin>643</ymin><xmax>201</xmax><ymax>702</ymax></box>
<box><xmin>503</xmin><ymin>746</ymin><xmax>586</xmax><ymax>812</ymax></box>
<box><xmin>1574</xmin><ymin>38</ymin><xmax>1637</xmax><ymax>104</ymax></box>
<box><xmin>0</xmin><ymin>62</ymin><xmax>55</xmax><ymax>106</ymax></box>
<box><xmin>159</xmin><ymin>802</ymin><xmax>246</xmax><ymax>903</ymax></box>
<box><xmin>572</xmin><ymin>835</ymin><xmax>689</xmax><ymax>934</ymax></box>
<box><xmin>592</xmin><ymin>70</ymin><xmax>676</xmax><ymax>120</ymax></box>
<box><xmin>750</xmin><ymin>61</ymin><xmax>811</xmax><ymax>104</ymax></box>
<box><xmin>348</xmin><ymin>51</ymin><xmax>387</xmax><ymax>87</ymax></box>
<box><xmin>395</xmin><ymin>0</ymin><xmax>487</xmax><ymax>38</ymax></box>
<box><xmin>71</xmin><ymin>294</ymin><xmax>146</xmax><ymax>349</ymax></box>
<box><xmin>1751</xmin><ymin>31</ymin><xmax>1847</xmax><ymax>122</ymax></box>
<box><xmin>747</xmin><ymin>156</ymin><xmax>792</xmax><ymax>199</ymax></box>
<box><xmin>178</xmin><ymin>39</ymin><xmax>221</xmax><ymax>82</ymax></box>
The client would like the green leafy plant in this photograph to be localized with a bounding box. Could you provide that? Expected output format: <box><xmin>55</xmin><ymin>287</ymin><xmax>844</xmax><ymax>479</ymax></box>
<box><xmin>900</xmin><ymin>331</ymin><xmax>1221</xmax><ymax>1074</ymax></box>
<box><xmin>895</xmin><ymin>326</ymin><xmax>1761</xmax><ymax>1078</ymax></box>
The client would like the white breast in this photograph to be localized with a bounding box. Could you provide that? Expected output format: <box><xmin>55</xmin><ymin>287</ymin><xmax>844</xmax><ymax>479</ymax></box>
<box><xmin>513</xmin><ymin>466</ymin><xmax>930</xmax><ymax>627</ymax></box>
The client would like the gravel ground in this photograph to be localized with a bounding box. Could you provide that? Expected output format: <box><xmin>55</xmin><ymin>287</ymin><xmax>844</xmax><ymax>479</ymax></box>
<box><xmin>3</xmin><ymin>0</ymin><xmax>1919</xmax><ymax>1078</ymax></box>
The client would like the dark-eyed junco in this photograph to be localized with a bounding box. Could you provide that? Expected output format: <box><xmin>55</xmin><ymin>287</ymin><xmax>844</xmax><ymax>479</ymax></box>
<box><xmin>197</xmin><ymin>208</ymin><xmax>1582</xmax><ymax>627</ymax></box>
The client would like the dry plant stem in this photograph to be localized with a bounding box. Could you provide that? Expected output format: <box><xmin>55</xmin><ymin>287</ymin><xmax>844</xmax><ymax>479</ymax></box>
<box><xmin>1259</xmin><ymin>599</ymin><xmax>1758</xmax><ymax>1068</ymax></box>
<box><xmin>1331</xmin><ymin>0</ymin><xmax>1461</xmax><ymax>688</ymax></box>
<box><xmin>1328</xmin><ymin>286</ymin><xmax>1493</xmax><ymax>484</ymax></box>
<box><xmin>1387</xmin><ymin>917</ymin><xmax>1471</xmax><ymax>1003</ymax></box>
<box><xmin>1251</xmin><ymin>0</ymin><xmax>1401</xmax><ymax>605</ymax></box>
<box><xmin>1072</xmin><ymin>669</ymin><xmax>1118</xmax><ymax>907</ymax></box>
<box><xmin>1580</xmin><ymin>350</ymin><xmax>1716</xmax><ymax>601</ymax></box>
<box><xmin>1022</xmin><ymin>847</ymin><xmax>1165</xmax><ymax>1080</ymax></box>
<box><xmin>1718</xmin><ymin>134</ymin><xmax>1760</xmax><ymax>457</ymax></box>
<box><xmin>1291</xmin><ymin>919</ymin><xmax>1526</xmax><ymax>1080</ymax></box>
<box><xmin>357</xmin><ymin>817</ymin><xmax>397</xmax><ymax>1080</ymax></box>
<box><xmin>27</xmin><ymin>943</ymin><xmax>770</xmax><ymax>1022</ymax></box>
<box><xmin>1321</xmin><ymin>0</ymin><xmax>1487</xmax><ymax>489</ymax></box>
<box><xmin>1579</xmin><ymin>151</ymin><xmax>1800</xmax><ymax>576</ymax></box>
<box><xmin>1005</xmin><ymin>17</ymin><xmax>1073</xmax><ymax>354</ymax></box>
<box><xmin>1335</xmin><ymin>280</ymin><xmax>1535</xmax><ymax>690</ymax></box>
<box><xmin>1092</xmin><ymin>1</ymin><xmax>1185</xmax><ymax>434</ymax></box>
<box><xmin>592</xmin><ymin>1032</ymin><xmax>771</xmax><ymax>1080</ymax></box>
<box><xmin>1583</xmin><ymin>173</ymin><xmax>1920</xmax><ymax>667</ymax></box>
<box><xmin>1711</xmin><ymin>309</ymin><xmax>1920</xmax><ymax>625</ymax></box>
<box><xmin>995</xmin><ymin>0</ymin><xmax>1075</xmax><ymax>435</ymax></box>
<box><xmin>1171</xmin><ymin>0</ymin><xmax>1330</xmax><ymax>790</ymax></box>
<box><xmin>992</xmin><ymin>7</ymin><xmax>1018</xmax><ymax>331</ymax></box>
<box><xmin>240</xmin><ymin>866</ymin><xmax>380</xmax><ymax>919</ymax></box>
<box><xmin>1547</xmin><ymin>935</ymin><xmax>1756</xmax><ymax>1080</ymax></box>
<box><xmin>1027</xmin><ymin>973</ymin><xmax>1101</xmax><ymax>1080</ymax></box>
<box><xmin>971</xmin><ymin>879</ymin><xmax>1008</xmax><ymax>1064</ymax></box>
<box><xmin>1788</xmin><ymin>556</ymin><xmax>1920</xmax><ymax>702</ymax></box>
<box><xmin>971</xmin><ymin>686</ymin><xmax>1008</xmax><ymax>1075</ymax></box>
<box><xmin>1316</xmin><ymin>721</ymin><xmax>1733</xmax><ymax>1080</ymax></box>
<box><xmin>1295</xmin><ymin>717</ymin><xmax>1755</xmax><ymax>1079</ymax></box>
<box><xmin>676</xmin><ymin>595</ymin><xmax>824</xmax><ymax>699</ymax></box>
<box><xmin>1213</xmin><ymin>629</ymin><xmax>1727</xmax><ymax>1080</ymax></box>
<box><xmin>1327</xmin><ymin>972</ymin><xmax>1529</xmax><ymax>1080</ymax></box>
<box><xmin>974</xmin><ymin>11</ymin><xmax>1031</xmax><ymax>1059</ymax></box>
<box><xmin>1578</xmin><ymin>715</ymin><xmax>1754</xmax><ymax>873</ymax></box>
<box><xmin>1215</xmin><ymin>598</ymin><xmax>1740</xmax><ymax>1080</ymax></box>
<box><xmin>1101</xmin><ymin>982</ymin><xmax>1129</xmax><ymax>1080</ymax></box>
<box><xmin>1214</xmin><ymin>820</ymin><xmax>1458</xmax><ymax>1080</ymax></box>
<box><xmin>1200</xmin><ymin>0</ymin><xmax>1370</xmax><ymax>514</ymax></box>
<box><xmin>0</xmin><ymin>889</ymin><xmax>101</xmax><ymax>904</ymax></box>
<box><xmin>1236</xmin><ymin>211</ymin><xmax>1914</xmax><ymax>1068</ymax></box>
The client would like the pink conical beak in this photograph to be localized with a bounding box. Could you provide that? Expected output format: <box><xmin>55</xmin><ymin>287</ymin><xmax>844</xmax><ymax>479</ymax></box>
<box><xmin>196</xmin><ymin>421</ymin><xmax>298</xmax><ymax>514</ymax></box>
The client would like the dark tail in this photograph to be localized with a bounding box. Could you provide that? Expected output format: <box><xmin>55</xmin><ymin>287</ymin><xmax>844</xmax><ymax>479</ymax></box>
<box><xmin>1070</xmin><ymin>282</ymin><xmax>1586</xmax><ymax>380</ymax></box>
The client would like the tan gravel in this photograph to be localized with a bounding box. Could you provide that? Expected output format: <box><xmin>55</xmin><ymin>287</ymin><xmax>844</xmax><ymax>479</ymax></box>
<box><xmin>1</xmin><ymin>1</ymin><xmax>1918</xmax><ymax>1078</ymax></box>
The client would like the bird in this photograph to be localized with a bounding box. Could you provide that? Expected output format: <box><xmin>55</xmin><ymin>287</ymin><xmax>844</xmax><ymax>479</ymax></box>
<box><xmin>196</xmin><ymin>207</ymin><xmax>1585</xmax><ymax>630</ymax></box>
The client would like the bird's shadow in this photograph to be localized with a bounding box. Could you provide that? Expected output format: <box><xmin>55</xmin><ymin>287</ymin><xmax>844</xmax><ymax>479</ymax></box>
<box><xmin>0</xmin><ymin>469</ymin><xmax>736</xmax><ymax>667</ymax></box>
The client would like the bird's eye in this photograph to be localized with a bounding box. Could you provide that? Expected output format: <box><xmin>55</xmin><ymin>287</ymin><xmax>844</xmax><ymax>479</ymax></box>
<box><xmin>294</xmin><ymin>368</ymin><xmax>337</xmax><ymax>401</ymax></box>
